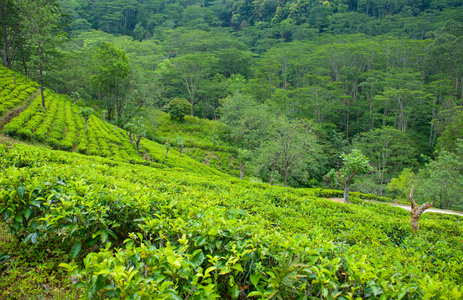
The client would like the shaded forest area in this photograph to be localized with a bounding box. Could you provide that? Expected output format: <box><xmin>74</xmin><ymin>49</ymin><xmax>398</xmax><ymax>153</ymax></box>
<box><xmin>1</xmin><ymin>0</ymin><xmax>463</xmax><ymax>209</ymax></box>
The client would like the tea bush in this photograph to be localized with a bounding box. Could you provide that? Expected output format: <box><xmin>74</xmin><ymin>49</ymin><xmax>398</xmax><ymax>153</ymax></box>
<box><xmin>0</xmin><ymin>66</ymin><xmax>39</xmax><ymax>117</ymax></box>
<box><xmin>1</xmin><ymin>144</ymin><xmax>462</xmax><ymax>299</ymax></box>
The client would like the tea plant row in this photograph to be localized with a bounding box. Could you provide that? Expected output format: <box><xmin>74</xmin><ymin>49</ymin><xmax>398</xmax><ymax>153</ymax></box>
<box><xmin>1</xmin><ymin>144</ymin><xmax>462</xmax><ymax>299</ymax></box>
<box><xmin>1</xmin><ymin>83</ymin><xmax>225</xmax><ymax>176</ymax></box>
<box><xmin>0</xmin><ymin>67</ymin><xmax>39</xmax><ymax>117</ymax></box>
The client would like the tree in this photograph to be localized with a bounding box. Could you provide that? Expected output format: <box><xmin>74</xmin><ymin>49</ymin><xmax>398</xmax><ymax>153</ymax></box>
<box><xmin>124</xmin><ymin>117</ymin><xmax>146</xmax><ymax>155</ymax></box>
<box><xmin>409</xmin><ymin>186</ymin><xmax>433</xmax><ymax>232</ymax></box>
<box><xmin>71</xmin><ymin>91</ymin><xmax>80</xmax><ymax>106</ymax></box>
<box><xmin>170</xmin><ymin>53</ymin><xmax>217</xmax><ymax>116</ymax></box>
<box><xmin>93</xmin><ymin>41</ymin><xmax>130</xmax><ymax>126</ymax></box>
<box><xmin>167</xmin><ymin>98</ymin><xmax>191</xmax><ymax>121</ymax></box>
<box><xmin>416</xmin><ymin>143</ymin><xmax>463</xmax><ymax>210</ymax></box>
<box><xmin>1</xmin><ymin>0</ymin><xmax>21</xmax><ymax>69</ymax></box>
<box><xmin>354</xmin><ymin>127</ymin><xmax>416</xmax><ymax>196</ymax></box>
<box><xmin>175</xmin><ymin>137</ymin><xmax>184</xmax><ymax>157</ymax></box>
<box><xmin>219</xmin><ymin>93</ymin><xmax>273</xmax><ymax>150</ymax></box>
<box><xmin>237</xmin><ymin>148</ymin><xmax>250</xmax><ymax>180</ymax></box>
<box><xmin>434</xmin><ymin>106</ymin><xmax>463</xmax><ymax>153</ymax></box>
<box><xmin>253</xmin><ymin>118</ymin><xmax>318</xmax><ymax>186</ymax></box>
<box><xmin>78</xmin><ymin>107</ymin><xmax>95</xmax><ymax>132</ymax></box>
<box><xmin>340</xmin><ymin>149</ymin><xmax>372</xmax><ymax>203</ymax></box>
<box><xmin>17</xmin><ymin>0</ymin><xmax>64</xmax><ymax>111</ymax></box>
<box><xmin>387</xmin><ymin>168</ymin><xmax>415</xmax><ymax>200</ymax></box>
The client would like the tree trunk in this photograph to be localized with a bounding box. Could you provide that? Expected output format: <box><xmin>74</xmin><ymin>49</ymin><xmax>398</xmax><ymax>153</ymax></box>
<box><xmin>136</xmin><ymin>136</ymin><xmax>141</xmax><ymax>155</ymax></box>
<box><xmin>344</xmin><ymin>173</ymin><xmax>356</xmax><ymax>203</ymax></box>
<box><xmin>85</xmin><ymin>119</ymin><xmax>88</xmax><ymax>132</ymax></box>
<box><xmin>114</xmin><ymin>90</ymin><xmax>118</xmax><ymax>126</ymax></box>
<box><xmin>38</xmin><ymin>41</ymin><xmax>45</xmax><ymax>111</ymax></box>
<box><xmin>409</xmin><ymin>186</ymin><xmax>433</xmax><ymax>231</ymax></box>
<box><xmin>239</xmin><ymin>161</ymin><xmax>244</xmax><ymax>180</ymax></box>
<box><xmin>166</xmin><ymin>149</ymin><xmax>169</xmax><ymax>158</ymax></box>
<box><xmin>19</xmin><ymin>43</ymin><xmax>28</xmax><ymax>75</ymax></box>
<box><xmin>344</xmin><ymin>180</ymin><xmax>351</xmax><ymax>203</ymax></box>
<box><xmin>1</xmin><ymin>0</ymin><xmax>10</xmax><ymax>68</ymax></box>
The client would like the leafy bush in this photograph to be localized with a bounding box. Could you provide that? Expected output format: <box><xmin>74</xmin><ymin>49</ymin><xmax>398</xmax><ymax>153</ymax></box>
<box><xmin>167</xmin><ymin>98</ymin><xmax>191</xmax><ymax>121</ymax></box>
<box><xmin>1</xmin><ymin>144</ymin><xmax>462</xmax><ymax>299</ymax></box>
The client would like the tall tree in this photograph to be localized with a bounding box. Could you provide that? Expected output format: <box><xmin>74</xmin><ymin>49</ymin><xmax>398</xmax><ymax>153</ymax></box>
<box><xmin>16</xmin><ymin>0</ymin><xmax>64</xmax><ymax>111</ymax></box>
<box><xmin>0</xmin><ymin>0</ymin><xmax>21</xmax><ymax>68</ymax></box>
<box><xmin>93</xmin><ymin>41</ymin><xmax>130</xmax><ymax>126</ymax></box>
<box><xmin>253</xmin><ymin>117</ymin><xmax>318</xmax><ymax>186</ymax></box>
<box><xmin>171</xmin><ymin>53</ymin><xmax>217</xmax><ymax>117</ymax></box>
<box><xmin>355</xmin><ymin>126</ymin><xmax>416</xmax><ymax>196</ymax></box>
<box><xmin>416</xmin><ymin>142</ymin><xmax>463</xmax><ymax>210</ymax></box>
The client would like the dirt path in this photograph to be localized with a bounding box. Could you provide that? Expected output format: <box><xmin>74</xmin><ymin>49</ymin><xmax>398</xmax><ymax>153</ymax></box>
<box><xmin>0</xmin><ymin>88</ymin><xmax>39</xmax><ymax>129</ymax></box>
<box><xmin>326</xmin><ymin>198</ymin><xmax>463</xmax><ymax>217</ymax></box>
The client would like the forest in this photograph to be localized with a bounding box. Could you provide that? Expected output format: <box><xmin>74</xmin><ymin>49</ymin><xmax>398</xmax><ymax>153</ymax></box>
<box><xmin>1</xmin><ymin>0</ymin><xmax>463</xmax><ymax>208</ymax></box>
<box><xmin>1</xmin><ymin>0</ymin><xmax>463</xmax><ymax>299</ymax></box>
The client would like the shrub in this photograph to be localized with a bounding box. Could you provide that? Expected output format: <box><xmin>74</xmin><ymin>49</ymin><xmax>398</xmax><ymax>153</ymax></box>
<box><xmin>167</xmin><ymin>98</ymin><xmax>191</xmax><ymax>121</ymax></box>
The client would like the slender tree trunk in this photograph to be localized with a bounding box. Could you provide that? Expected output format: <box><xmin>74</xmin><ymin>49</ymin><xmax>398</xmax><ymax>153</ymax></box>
<box><xmin>114</xmin><ymin>90</ymin><xmax>118</xmax><ymax>125</ymax></box>
<box><xmin>1</xmin><ymin>0</ymin><xmax>10</xmax><ymax>68</ymax></box>
<box><xmin>191</xmin><ymin>99</ymin><xmax>194</xmax><ymax>117</ymax></box>
<box><xmin>346</xmin><ymin>100</ymin><xmax>350</xmax><ymax>139</ymax></box>
<box><xmin>344</xmin><ymin>173</ymin><xmax>356</xmax><ymax>203</ymax></box>
<box><xmin>136</xmin><ymin>137</ymin><xmax>141</xmax><ymax>155</ymax></box>
<box><xmin>85</xmin><ymin>119</ymin><xmax>88</xmax><ymax>131</ymax></box>
<box><xmin>344</xmin><ymin>180</ymin><xmax>351</xmax><ymax>203</ymax></box>
<box><xmin>38</xmin><ymin>41</ymin><xmax>45</xmax><ymax>111</ymax></box>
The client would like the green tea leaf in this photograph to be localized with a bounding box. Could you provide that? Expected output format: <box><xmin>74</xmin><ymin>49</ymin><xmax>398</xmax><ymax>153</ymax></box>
<box><xmin>24</xmin><ymin>208</ymin><xmax>32</xmax><ymax>220</ymax></box>
<box><xmin>70</xmin><ymin>241</ymin><xmax>82</xmax><ymax>259</ymax></box>
<box><xmin>17</xmin><ymin>186</ymin><xmax>25</xmax><ymax>198</ymax></box>
<box><xmin>31</xmin><ymin>232</ymin><xmax>38</xmax><ymax>244</ymax></box>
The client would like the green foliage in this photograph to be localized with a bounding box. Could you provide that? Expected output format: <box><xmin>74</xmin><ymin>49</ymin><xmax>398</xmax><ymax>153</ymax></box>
<box><xmin>354</xmin><ymin>126</ymin><xmax>417</xmax><ymax>196</ymax></box>
<box><xmin>167</xmin><ymin>98</ymin><xmax>191</xmax><ymax>121</ymax></box>
<box><xmin>388</xmin><ymin>168</ymin><xmax>416</xmax><ymax>199</ymax></box>
<box><xmin>340</xmin><ymin>149</ymin><xmax>372</xmax><ymax>203</ymax></box>
<box><xmin>0</xmin><ymin>67</ymin><xmax>39</xmax><ymax>117</ymax></box>
<box><xmin>0</xmin><ymin>144</ymin><xmax>462</xmax><ymax>299</ymax></box>
<box><xmin>78</xmin><ymin>106</ymin><xmax>95</xmax><ymax>120</ymax></box>
<box><xmin>93</xmin><ymin>41</ymin><xmax>130</xmax><ymax>124</ymax></box>
<box><xmin>340</xmin><ymin>149</ymin><xmax>372</xmax><ymax>181</ymax></box>
<box><xmin>416</xmin><ymin>142</ymin><xmax>463</xmax><ymax>210</ymax></box>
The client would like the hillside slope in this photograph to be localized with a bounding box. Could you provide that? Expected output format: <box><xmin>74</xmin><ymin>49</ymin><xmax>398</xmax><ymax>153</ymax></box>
<box><xmin>0</xmin><ymin>65</ymin><xmax>229</xmax><ymax>178</ymax></box>
<box><xmin>1</xmin><ymin>66</ymin><xmax>463</xmax><ymax>299</ymax></box>
<box><xmin>1</xmin><ymin>143</ymin><xmax>463</xmax><ymax>299</ymax></box>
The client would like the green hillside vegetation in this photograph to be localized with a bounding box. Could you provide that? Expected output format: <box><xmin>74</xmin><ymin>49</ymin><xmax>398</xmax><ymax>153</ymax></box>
<box><xmin>1</xmin><ymin>143</ymin><xmax>462</xmax><ymax>299</ymax></box>
<box><xmin>0</xmin><ymin>67</ymin><xmax>39</xmax><ymax>118</ymax></box>
<box><xmin>2</xmin><ymin>0</ymin><xmax>463</xmax><ymax>298</ymax></box>
<box><xmin>147</xmin><ymin>110</ymin><xmax>240</xmax><ymax>176</ymax></box>
<box><xmin>0</xmin><ymin>66</ymin><xmax>228</xmax><ymax>178</ymax></box>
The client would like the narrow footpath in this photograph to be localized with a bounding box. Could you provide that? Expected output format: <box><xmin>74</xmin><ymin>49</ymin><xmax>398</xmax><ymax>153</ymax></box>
<box><xmin>327</xmin><ymin>198</ymin><xmax>463</xmax><ymax>217</ymax></box>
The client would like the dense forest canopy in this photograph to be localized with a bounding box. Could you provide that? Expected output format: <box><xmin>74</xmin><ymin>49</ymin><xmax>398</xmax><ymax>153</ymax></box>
<box><xmin>1</xmin><ymin>0</ymin><xmax>463</xmax><ymax>208</ymax></box>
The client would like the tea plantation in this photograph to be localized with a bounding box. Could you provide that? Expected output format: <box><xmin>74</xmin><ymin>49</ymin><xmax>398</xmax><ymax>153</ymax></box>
<box><xmin>1</xmin><ymin>66</ymin><xmax>463</xmax><ymax>299</ymax></box>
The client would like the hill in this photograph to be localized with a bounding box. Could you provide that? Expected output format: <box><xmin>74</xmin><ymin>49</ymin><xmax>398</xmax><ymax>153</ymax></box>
<box><xmin>0</xmin><ymin>65</ymin><xmax>229</xmax><ymax>178</ymax></box>
<box><xmin>1</xmin><ymin>142</ymin><xmax>463</xmax><ymax>299</ymax></box>
<box><xmin>1</xmin><ymin>66</ymin><xmax>463</xmax><ymax>299</ymax></box>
